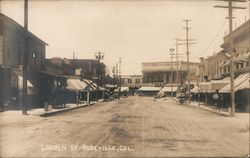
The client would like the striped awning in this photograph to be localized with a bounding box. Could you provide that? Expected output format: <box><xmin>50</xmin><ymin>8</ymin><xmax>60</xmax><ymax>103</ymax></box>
<box><xmin>219</xmin><ymin>73</ymin><xmax>250</xmax><ymax>93</ymax></box>
<box><xmin>138</xmin><ymin>87</ymin><xmax>162</xmax><ymax>91</ymax></box>
<box><xmin>67</xmin><ymin>79</ymin><xmax>88</xmax><ymax>91</ymax></box>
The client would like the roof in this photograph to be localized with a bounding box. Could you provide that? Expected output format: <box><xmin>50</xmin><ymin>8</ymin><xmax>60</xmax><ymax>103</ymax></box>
<box><xmin>138</xmin><ymin>87</ymin><xmax>162</xmax><ymax>91</ymax></box>
<box><xmin>0</xmin><ymin>13</ymin><xmax>48</xmax><ymax>46</ymax></box>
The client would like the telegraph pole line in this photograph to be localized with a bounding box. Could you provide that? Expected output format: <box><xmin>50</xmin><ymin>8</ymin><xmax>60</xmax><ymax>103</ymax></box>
<box><xmin>174</xmin><ymin>39</ymin><xmax>185</xmax><ymax>92</ymax></box>
<box><xmin>95</xmin><ymin>51</ymin><xmax>104</xmax><ymax>88</ymax></box>
<box><xmin>22</xmin><ymin>0</ymin><xmax>28</xmax><ymax>115</ymax></box>
<box><xmin>183</xmin><ymin>19</ymin><xmax>197</xmax><ymax>104</ymax></box>
<box><xmin>116</xmin><ymin>63</ymin><xmax>118</xmax><ymax>86</ymax></box>
<box><xmin>119</xmin><ymin>57</ymin><xmax>122</xmax><ymax>98</ymax></box>
<box><xmin>214</xmin><ymin>0</ymin><xmax>246</xmax><ymax>117</ymax></box>
<box><xmin>170</xmin><ymin>48</ymin><xmax>175</xmax><ymax>97</ymax></box>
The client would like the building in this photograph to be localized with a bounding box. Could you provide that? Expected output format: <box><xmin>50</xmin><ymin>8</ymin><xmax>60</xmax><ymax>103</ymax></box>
<box><xmin>199</xmin><ymin>51</ymin><xmax>229</xmax><ymax>82</ymax></box>
<box><xmin>196</xmin><ymin>19</ymin><xmax>250</xmax><ymax>112</ymax></box>
<box><xmin>45</xmin><ymin>58</ymin><xmax>75</xmax><ymax>76</ymax></box>
<box><xmin>69</xmin><ymin>59</ymin><xmax>106</xmax><ymax>85</ymax></box>
<box><xmin>220</xmin><ymin>19</ymin><xmax>250</xmax><ymax>77</ymax></box>
<box><xmin>0</xmin><ymin>13</ymin><xmax>48</xmax><ymax>108</ymax></box>
<box><xmin>121</xmin><ymin>75</ymin><xmax>142</xmax><ymax>87</ymax></box>
<box><xmin>142</xmin><ymin>61</ymin><xmax>199</xmax><ymax>86</ymax></box>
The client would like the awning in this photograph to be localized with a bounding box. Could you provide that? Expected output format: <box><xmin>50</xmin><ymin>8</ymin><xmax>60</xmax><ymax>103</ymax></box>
<box><xmin>219</xmin><ymin>73</ymin><xmax>250</xmax><ymax>93</ymax></box>
<box><xmin>138</xmin><ymin>87</ymin><xmax>162</xmax><ymax>91</ymax></box>
<box><xmin>114</xmin><ymin>87</ymin><xmax>129</xmax><ymax>92</ymax></box>
<box><xmin>235</xmin><ymin>77</ymin><xmax>250</xmax><ymax>91</ymax></box>
<box><xmin>67</xmin><ymin>79</ymin><xmax>88</xmax><ymax>91</ymax></box>
<box><xmin>160</xmin><ymin>86</ymin><xmax>177</xmax><ymax>92</ymax></box>
<box><xmin>235</xmin><ymin>51</ymin><xmax>250</xmax><ymax>62</ymax></box>
<box><xmin>121</xmin><ymin>87</ymin><xmax>129</xmax><ymax>92</ymax></box>
<box><xmin>199</xmin><ymin>82</ymin><xmax>210</xmax><ymax>93</ymax></box>
<box><xmin>208</xmin><ymin>79</ymin><xmax>230</xmax><ymax>93</ymax></box>
<box><xmin>82</xmin><ymin>79</ymin><xmax>97</xmax><ymax>90</ymax></box>
<box><xmin>191</xmin><ymin>86</ymin><xmax>199</xmax><ymax>93</ymax></box>
<box><xmin>18</xmin><ymin>76</ymin><xmax>36</xmax><ymax>95</ymax></box>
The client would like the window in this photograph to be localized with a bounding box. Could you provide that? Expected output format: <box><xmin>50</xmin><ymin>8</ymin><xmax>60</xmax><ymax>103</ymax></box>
<box><xmin>128</xmin><ymin>79</ymin><xmax>132</xmax><ymax>84</ymax></box>
<box><xmin>7</xmin><ymin>48</ymin><xmax>10</xmax><ymax>59</ymax></box>
<box><xmin>32</xmin><ymin>52</ymin><xmax>36</xmax><ymax>59</ymax></box>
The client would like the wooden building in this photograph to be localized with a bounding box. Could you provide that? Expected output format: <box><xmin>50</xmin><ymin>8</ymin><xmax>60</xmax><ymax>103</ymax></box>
<box><xmin>0</xmin><ymin>13</ymin><xmax>48</xmax><ymax>109</ymax></box>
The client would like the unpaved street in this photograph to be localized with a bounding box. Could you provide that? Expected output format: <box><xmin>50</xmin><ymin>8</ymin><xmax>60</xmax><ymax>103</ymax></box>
<box><xmin>0</xmin><ymin>96</ymin><xmax>249</xmax><ymax>157</ymax></box>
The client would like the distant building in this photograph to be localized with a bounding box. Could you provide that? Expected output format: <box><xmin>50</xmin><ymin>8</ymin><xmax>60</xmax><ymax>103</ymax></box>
<box><xmin>199</xmin><ymin>51</ymin><xmax>228</xmax><ymax>82</ymax></box>
<box><xmin>0</xmin><ymin>13</ymin><xmax>48</xmax><ymax>108</ymax></box>
<box><xmin>142</xmin><ymin>61</ymin><xmax>199</xmax><ymax>86</ymax></box>
<box><xmin>121</xmin><ymin>75</ymin><xmax>142</xmax><ymax>87</ymax></box>
<box><xmin>69</xmin><ymin>59</ymin><xmax>106</xmax><ymax>85</ymax></box>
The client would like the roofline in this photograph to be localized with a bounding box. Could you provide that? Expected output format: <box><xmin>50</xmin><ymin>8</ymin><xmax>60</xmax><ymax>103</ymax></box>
<box><xmin>0</xmin><ymin>13</ymin><xmax>48</xmax><ymax>46</ymax></box>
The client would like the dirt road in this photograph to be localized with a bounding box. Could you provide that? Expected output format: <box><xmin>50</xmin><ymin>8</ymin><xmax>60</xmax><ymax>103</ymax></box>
<box><xmin>0</xmin><ymin>96</ymin><xmax>249</xmax><ymax>157</ymax></box>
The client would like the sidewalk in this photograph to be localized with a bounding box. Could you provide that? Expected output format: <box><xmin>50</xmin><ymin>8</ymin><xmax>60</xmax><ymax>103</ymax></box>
<box><xmin>188</xmin><ymin>101</ymin><xmax>229</xmax><ymax>117</ymax></box>
<box><xmin>166</xmin><ymin>97</ymin><xmax>249</xmax><ymax>119</ymax></box>
<box><xmin>0</xmin><ymin>101</ymin><xmax>97</xmax><ymax>117</ymax></box>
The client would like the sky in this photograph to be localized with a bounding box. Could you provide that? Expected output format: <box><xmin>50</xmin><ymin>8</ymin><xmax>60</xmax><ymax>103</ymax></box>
<box><xmin>1</xmin><ymin>0</ymin><xmax>249</xmax><ymax>75</ymax></box>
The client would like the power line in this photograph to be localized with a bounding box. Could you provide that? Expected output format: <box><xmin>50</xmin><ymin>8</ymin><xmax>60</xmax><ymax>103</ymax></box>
<box><xmin>183</xmin><ymin>19</ymin><xmax>197</xmax><ymax>104</ymax></box>
<box><xmin>214</xmin><ymin>0</ymin><xmax>247</xmax><ymax>117</ymax></box>
<box><xmin>193</xmin><ymin>19</ymin><xmax>227</xmax><ymax>58</ymax></box>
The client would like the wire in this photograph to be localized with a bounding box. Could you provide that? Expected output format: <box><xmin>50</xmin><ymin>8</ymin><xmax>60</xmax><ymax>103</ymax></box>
<box><xmin>192</xmin><ymin>19</ymin><xmax>227</xmax><ymax>58</ymax></box>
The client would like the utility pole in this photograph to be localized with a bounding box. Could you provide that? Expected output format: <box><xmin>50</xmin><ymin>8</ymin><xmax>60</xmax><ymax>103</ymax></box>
<box><xmin>174</xmin><ymin>39</ymin><xmax>185</xmax><ymax>93</ymax></box>
<box><xmin>22</xmin><ymin>0</ymin><xmax>28</xmax><ymax>115</ymax></box>
<box><xmin>170</xmin><ymin>48</ymin><xmax>175</xmax><ymax>97</ymax></box>
<box><xmin>116</xmin><ymin>63</ymin><xmax>118</xmax><ymax>86</ymax></box>
<box><xmin>214</xmin><ymin>0</ymin><xmax>246</xmax><ymax>117</ymax></box>
<box><xmin>95</xmin><ymin>51</ymin><xmax>104</xmax><ymax>88</ymax></box>
<box><xmin>119</xmin><ymin>57</ymin><xmax>122</xmax><ymax>98</ymax></box>
<box><xmin>183</xmin><ymin>20</ymin><xmax>197</xmax><ymax>104</ymax></box>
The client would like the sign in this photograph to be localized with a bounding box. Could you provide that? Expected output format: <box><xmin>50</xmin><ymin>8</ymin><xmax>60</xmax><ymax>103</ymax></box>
<box><xmin>213</xmin><ymin>93</ymin><xmax>219</xmax><ymax>100</ymax></box>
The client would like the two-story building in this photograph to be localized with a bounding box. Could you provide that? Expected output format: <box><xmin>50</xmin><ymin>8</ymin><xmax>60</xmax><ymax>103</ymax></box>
<box><xmin>0</xmin><ymin>13</ymin><xmax>48</xmax><ymax>108</ymax></box>
<box><xmin>142</xmin><ymin>61</ymin><xmax>199</xmax><ymax>86</ymax></box>
<box><xmin>69</xmin><ymin>59</ymin><xmax>106</xmax><ymax>85</ymax></box>
<box><xmin>199</xmin><ymin>51</ymin><xmax>229</xmax><ymax>82</ymax></box>
<box><xmin>221</xmin><ymin>19</ymin><xmax>250</xmax><ymax>77</ymax></box>
<box><xmin>121</xmin><ymin>75</ymin><xmax>142</xmax><ymax>87</ymax></box>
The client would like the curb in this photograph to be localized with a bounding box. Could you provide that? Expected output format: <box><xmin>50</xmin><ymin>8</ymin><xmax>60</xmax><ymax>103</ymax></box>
<box><xmin>40</xmin><ymin>103</ymin><xmax>95</xmax><ymax>117</ymax></box>
<box><xmin>187</xmin><ymin>102</ymin><xmax>229</xmax><ymax>117</ymax></box>
<box><xmin>168</xmin><ymin>98</ymin><xmax>229</xmax><ymax>117</ymax></box>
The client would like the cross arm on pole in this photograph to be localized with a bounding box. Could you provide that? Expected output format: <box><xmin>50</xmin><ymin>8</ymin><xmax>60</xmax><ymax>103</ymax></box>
<box><xmin>214</xmin><ymin>5</ymin><xmax>247</xmax><ymax>9</ymax></box>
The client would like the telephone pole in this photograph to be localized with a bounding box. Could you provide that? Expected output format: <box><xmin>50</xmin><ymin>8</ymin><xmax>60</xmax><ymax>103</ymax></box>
<box><xmin>170</xmin><ymin>48</ymin><xmax>175</xmax><ymax>97</ymax></box>
<box><xmin>182</xmin><ymin>20</ymin><xmax>197</xmax><ymax>104</ymax></box>
<box><xmin>95</xmin><ymin>51</ymin><xmax>104</xmax><ymax>88</ymax></box>
<box><xmin>214</xmin><ymin>0</ymin><xmax>246</xmax><ymax>117</ymax></box>
<box><xmin>119</xmin><ymin>57</ymin><xmax>122</xmax><ymax>97</ymax></box>
<box><xmin>116</xmin><ymin>63</ymin><xmax>118</xmax><ymax>86</ymax></box>
<box><xmin>22</xmin><ymin>0</ymin><xmax>28</xmax><ymax>115</ymax></box>
<box><xmin>174</xmin><ymin>39</ymin><xmax>185</xmax><ymax>92</ymax></box>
